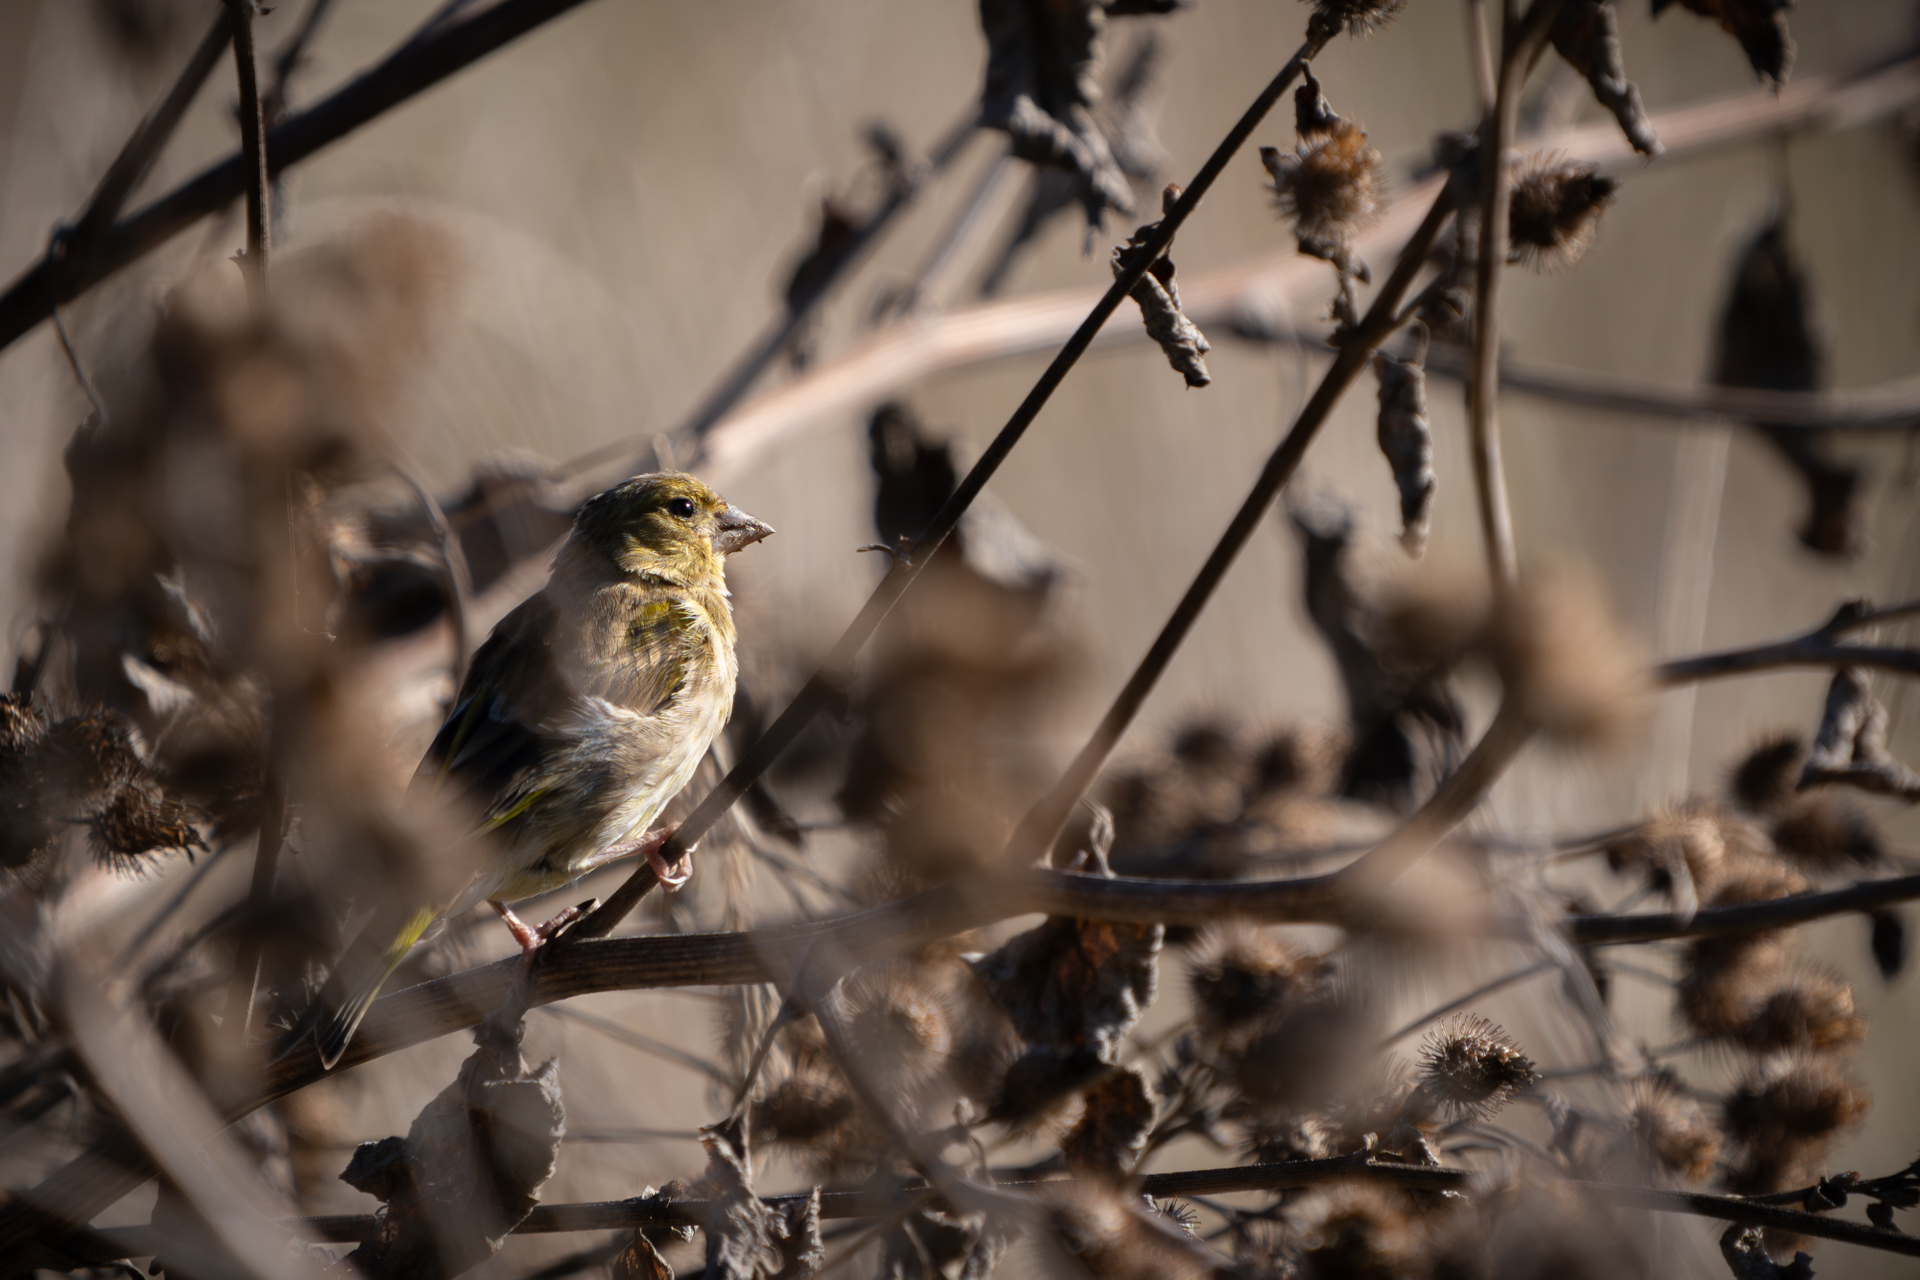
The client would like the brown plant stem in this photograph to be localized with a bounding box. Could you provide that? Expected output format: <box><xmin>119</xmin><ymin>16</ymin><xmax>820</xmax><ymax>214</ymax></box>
<box><xmin>1469</xmin><ymin>0</ymin><xmax>1571</xmax><ymax>592</ymax></box>
<box><xmin>572</xmin><ymin>25</ymin><xmax>1340</xmax><ymax>942</ymax></box>
<box><xmin>1656</xmin><ymin>598</ymin><xmax>1920</xmax><ymax>683</ymax></box>
<box><xmin>15</xmin><ymin>860</ymin><xmax>1920</xmax><ymax>1250</ymax></box>
<box><xmin>75</xmin><ymin>1160</ymin><xmax>1920</xmax><ymax>1260</ymax></box>
<box><xmin>0</xmin><ymin>0</ymin><xmax>603</xmax><ymax>351</ymax></box>
<box><xmin>68</xmin><ymin>11</ymin><xmax>234</xmax><ymax>256</ymax></box>
<box><xmin>1003</xmin><ymin>189</ymin><xmax>1457</xmax><ymax>867</ymax></box>
<box><xmin>227</xmin><ymin>0</ymin><xmax>272</xmax><ymax>309</ymax></box>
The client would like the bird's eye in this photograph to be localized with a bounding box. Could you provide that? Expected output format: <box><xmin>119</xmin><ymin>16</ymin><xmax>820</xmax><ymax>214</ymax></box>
<box><xmin>666</xmin><ymin>497</ymin><xmax>696</xmax><ymax>518</ymax></box>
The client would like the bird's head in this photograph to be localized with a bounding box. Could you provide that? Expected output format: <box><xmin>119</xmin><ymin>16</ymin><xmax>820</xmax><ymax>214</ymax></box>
<box><xmin>572</xmin><ymin>472</ymin><xmax>773</xmax><ymax>587</ymax></box>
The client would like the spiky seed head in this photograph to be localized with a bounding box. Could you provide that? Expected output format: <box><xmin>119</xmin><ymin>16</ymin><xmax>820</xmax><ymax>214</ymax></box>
<box><xmin>1676</xmin><ymin>933</ymin><xmax>1787</xmax><ymax>1039</ymax></box>
<box><xmin>1039</xmin><ymin>1183</ymin><xmax>1213</xmax><ymax>1280</ymax></box>
<box><xmin>1625</xmin><ymin>1072</ymin><xmax>1719</xmax><ymax>1185</ymax></box>
<box><xmin>89</xmin><ymin>776</ymin><xmax>205</xmax><ymax>872</ymax></box>
<box><xmin>1486</xmin><ymin>568</ymin><xmax>1647</xmax><ymax>748</ymax></box>
<box><xmin>847</xmin><ymin>963</ymin><xmax>952</xmax><ymax>1088</ymax></box>
<box><xmin>1708</xmin><ymin>856</ymin><xmax>1808</xmax><ymax>907</ymax></box>
<box><xmin>1308</xmin><ymin>0</ymin><xmax>1409</xmax><ymax>37</ymax></box>
<box><xmin>1186</xmin><ymin>921</ymin><xmax>1317</xmax><ymax>1035</ymax></box>
<box><xmin>1770</xmin><ymin>792</ymin><xmax>1883</xmax><ymax>872</ymax></box>
<box><xmin>1297</xmin><ymin>1184</ymin><xmax>1420</xmax><ymax>1280</ymax></box>
<box><xmin>1723</xmin><ymin>1056</ymin><xmax>1869</xmax><ymax>1150</ymax></box>
<box><xmin>1604</xmin><ymin>806</ymin><xmax>1727</xmax><ymax>899</ymax></box>
<box><xmin>1729</xmin><ymin>732</ymin><xmax>1805</xmax><ymax>812</ymax></box>
<box><xmin>1508</xmin><ymin>157</ymin><xmax>1617</xmax><ymax>271</ymax></box>
<box><xmin>1261</xmin><ymin>120</ymin><xmax>1384</xmax><ymax>247</ymax></box>
<box><xmin>1247</xmin><ymin>724</ymin><xmax>1344</xmax><ymax>799</ymax></box>
<box><xmin>752</xmin><ymin>1070</ymin><xmax>855</xmax><ymax>1146</ymax></box>
<box><xmin>1416</xmin><ymin>1015</ymin><xmax>1539</xmax><ymax>1121</ymax></box>
<box><xmin>1740</xmin><ymin>969</ymin><xmax>1866</xmax><ymax>1055</ymax></box>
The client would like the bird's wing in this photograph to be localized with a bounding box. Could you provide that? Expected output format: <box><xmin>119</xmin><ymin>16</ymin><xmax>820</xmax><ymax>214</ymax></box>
<box><xmin>414</xmin><ymin>591</ymin><xmax>572</xmax><ymax>830</ymax></box>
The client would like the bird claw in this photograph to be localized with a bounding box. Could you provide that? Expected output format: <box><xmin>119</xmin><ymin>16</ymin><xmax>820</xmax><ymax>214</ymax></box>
<box><xmin>630</xmin><ymin>824</ymin><xmax>693</xmax><ymax>891</ymax></box>
<box><xmin>494</xmin><ymin>898</ymin><xmax>600</xmax><ymax>971</ymax></box>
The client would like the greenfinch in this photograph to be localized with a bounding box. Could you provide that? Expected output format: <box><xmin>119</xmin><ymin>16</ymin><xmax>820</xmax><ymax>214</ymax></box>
<box><xmin>304</xmin><ymin>472</ymin><xmax>771</xmax><ymax>1067</ymax></box>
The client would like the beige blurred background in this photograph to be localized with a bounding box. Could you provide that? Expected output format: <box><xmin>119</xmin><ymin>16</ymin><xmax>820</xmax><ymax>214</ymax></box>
<box><xmin>2</xmin><ymin>0</ymin><xmax>1918</xmax><ymax>1275</ymax></box>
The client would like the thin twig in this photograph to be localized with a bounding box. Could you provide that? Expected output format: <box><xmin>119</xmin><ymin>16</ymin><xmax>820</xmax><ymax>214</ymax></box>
<box><xmin>1377</xmin><ymin>958</ymin><xmax>1557</xmax><ymax>1049</ymax></box>
<box><xmin>0</xmin><ymin>0</ymin><xmax>603</xmax><ymax>350</ymax></box>
<box><xmin>570</xmin><ymin>25</ymin><xmax>1342</xmax><ymax>942</ymax></box>
<box><xmin>226</xmin><ymin>0</ymin><xmax>271</xmax><ymax>310</ymax></box>
<box><xmin>1001</xmin><ymin>188</ymin><xmax>1457</xmax><ymax>867</ymax></box>
<box><xmin>1466</xmin><ymin>0</ymin><xmax>1497</xmax><ymax>114</ymax></box>
<box><xmin>75</xmin><ymin>1158</ymin><xmax>1920</xmax><ymax>1260</ymax></box>
<box><xmin>1656</xmin><ymin>599</ymin><xmax>1920</xmax><ymax>684</ymax></box>
<box><xmin>1469</xmin><ymin>0</ymin><xmax>1571</xmax><ymax>591</ymax></box>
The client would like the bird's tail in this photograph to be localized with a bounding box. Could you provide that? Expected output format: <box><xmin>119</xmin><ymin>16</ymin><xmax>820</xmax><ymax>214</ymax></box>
<box><xmin>283</xmin><ymin>903</ymin><xmax>439</xmax><ymax>1070</ymax></box>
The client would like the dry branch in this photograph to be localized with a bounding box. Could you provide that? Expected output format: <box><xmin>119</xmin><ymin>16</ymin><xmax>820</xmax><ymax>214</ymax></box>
<box><xmin>0</xmin><ymin>0</ymin><xmax>604</xmax><ymax>350</ymax></box>
<box><xmin>76</xmin><ymin>1157</ymin><xmax>1920</xmax><ymax>1261</ymax></box>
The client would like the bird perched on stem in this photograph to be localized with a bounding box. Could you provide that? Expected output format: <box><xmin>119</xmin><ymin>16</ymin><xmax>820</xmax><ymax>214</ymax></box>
<box><xmin>299</xmin><ymin>472</ymin><xmax>772</xmax><ymax>1067</ymax></box>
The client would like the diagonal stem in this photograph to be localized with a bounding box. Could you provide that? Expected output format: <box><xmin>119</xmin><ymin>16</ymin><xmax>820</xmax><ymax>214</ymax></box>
<box><xmin>572</xmin><ymin>26</ymin><xmax>1339</xmax><ymax>940</ymax></box>
<box><xmin>227</xmin><ymin>0</ymin><xmax>271</xmax><ymax>310</ymax></box>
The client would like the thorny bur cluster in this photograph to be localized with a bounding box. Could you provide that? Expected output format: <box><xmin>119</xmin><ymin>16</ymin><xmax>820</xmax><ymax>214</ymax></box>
<box><xmin>2</xmin><ymin>0</ymin><xmax>1918</xmax><ymax>1278</ymax></box>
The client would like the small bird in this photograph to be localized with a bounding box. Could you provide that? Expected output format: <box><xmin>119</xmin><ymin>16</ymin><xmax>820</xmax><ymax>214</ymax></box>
<box><xmin>304</xmin><ymin>472</ymin><xmax>772</xmax><ymax>1067</ymax></box>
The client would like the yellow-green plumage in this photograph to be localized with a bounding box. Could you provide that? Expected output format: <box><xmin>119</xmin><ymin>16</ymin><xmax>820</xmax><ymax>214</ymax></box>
<box><xmin>306</xmin><ymin>473</ymin><xmax>771</xmax><ymax>1067</ymax></box>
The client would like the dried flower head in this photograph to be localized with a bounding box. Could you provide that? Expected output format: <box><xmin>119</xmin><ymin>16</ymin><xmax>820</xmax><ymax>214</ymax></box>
<box><xmin>752</xmin><ymin>1069</ymin><xmax>856</xmax><ymax>1147</ymax></box>
<box><xmin>0</xmin><ymin>695</ymin><xmax>55</xmax><ymax>870</ymax></box>
<box><xmin>1415</xmin><ymin>1015</ymin><xmax>1539</xmax><ymax>1121</ymax></box>
<box><xmin>1187</xmin><ymin>921</ymin><xmax>1319</xmax><ymax>1036</ymax></box>
<box><xmin>1225</xmin><ymin>995</ymin><xmax>1375</xmax><ymax>1115</ymax></box>
<box><xmin>1723</xmin><ymin>1056</ymin><xmax>1869</xmax><ymax>1152</ymax></box>
<box><xmin>1508</xmin><ymin>156</ymin><xmax>1617</xmax><ymax>270</ymax></box>
<box><xmin>1296</xmin><ymin>1184</ymin><xmax>1420</xmax><ymax>1280</ymax></box>
<box><xmin>89</xmin><ymin>775</ymin><xmax>206</xmax><ymax>871</ymax></box>
<box><xmin>1708</xmin><ymin>856</ymin><xmax>1808</xmax><ymax>906</ymax></box>
<box><xmin>1308</xmin><ymin>0</ymin><xmax>1408</xmax><ymax>37</ymax></box>
<box><xmin>1039</xmin><ymin>1182</ymin><xmax>1215</xmax><ymax>1280</ymax></box>
<box><xmin>1624</xmin><ymin>1072</ymin><xmax>1719</xmax><ymax>1185</ymax></box>
<box><xmin>1740</xmin><ymin>968</ymin><xmax>1867</xmax><ymax>1055</ymax></box>
<box><xmin>1677</xmin><ymin>933</ymin><xmax>1787</xmax><ymax>1039</ymax></box>
<box><xmin>1487</xmin><ymin>567</ymin><xmax>1647</xmax><ymax>748</ymax></box>
<box><xmin>847</xmin><ymin>963</ymin><xmax>954</xmax><ymax>1089</ymax></box>
<box><xmin>1261</xmin><ymin>119</ymin><xmax>1384</xmax><ymax>247</ymax></box>
<box><xmin>1604</xmin><ymin>805</ymin><xmax>1727</xmax><ymax>902</ymax></box>
<box><xmin>1770</xmin><ymin>791</ymin><xmax>1883</xmax><ymax>872</ymax></box>
<box><xmin>1729</xmin><ymin>732</ymin><xmax>1805</xmax><ymax>812</ymax></box>
<box><xmin>1247</xmin><ymin>723</ymin><xmax>1344</xmax><ymax>800</ymax></box>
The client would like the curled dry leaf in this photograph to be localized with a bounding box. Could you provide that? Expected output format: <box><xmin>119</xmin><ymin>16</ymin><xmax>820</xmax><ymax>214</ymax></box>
<box><xmin>340</xmin><ymin>998</ymin><xmax>564</xmax><ymax>1280</ymax></box>
<box><xmin>1372</xmin><ymin>350</ymin><xmax>1434</xmax><ymax>556</ymax></box>
<box><xmin>1060</xmin><ymin>1064</ymin><xmax>1157</xmax><ymax>1174</ymax></box>
<box><xmin>1549</xmin><ymin>0</ymin><xmax>1661</xmax><ymax>157</ymax></box>
<box><xmin>977</xmin><ymin>0</ymin><xmax>1142</xmax><ymax>229</ymax></box>
<box><xmin>1655</xmin><ymin>0</ymin><xmax>1794</xmax><ymax>85</ymax></box>
<box><xmin>1112</xmin><ymin>185</ymin><xmax>1212</xmax><ymax>388</ymax></box>
<box><xmin>1799</xmin><ymin>668</ymin><xmax>1920</xmax><ymax>800</ymax></box>
<box><xmin>699</xmin><ymin>1117</ymin><xmax>824</xmax><ymax>1280</ymax></box>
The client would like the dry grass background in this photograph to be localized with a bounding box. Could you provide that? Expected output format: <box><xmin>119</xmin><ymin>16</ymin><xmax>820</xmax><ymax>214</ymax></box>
<box><xmin>1</xmin><ymin>1</ymin><xmax>1918</xmax><ymax>1276</ymax></box>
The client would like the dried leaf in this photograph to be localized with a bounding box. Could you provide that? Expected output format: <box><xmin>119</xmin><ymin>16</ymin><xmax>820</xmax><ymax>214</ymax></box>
<box><xmin>614</xmin><ymin>1232</ymin><xmax>677</xmax><ymax>1280</ymax></box>
<box><xmin>1656</xmin><ymin>0</ymin><xmax>1794</xmax><ymax>85</ymax></box>
<box><xmin>978</xmin><ymin>0</ymin><xmax>1138</xmax><ymax>229</ymax></box>
<box><xmin>1713</xmin><ymin>219</ymin><xmax>1857</xmax><ymax>555</ymax></box>
<box><xmin>881</xmin><ymin>1202</ymin><xmax>1009</xmax><ymax>1280</ymax></box>
<box><xmin>1373</xmin><ymin>351</ymin><xmax>1434</xmax><ymax>557</ymax></box>
<box><xmin>1799</xmin><ymin>669</ymin><xmax>1920</xmax><ymax>800</ymax></box>
<box><xmin>341</xmin><ymin>1000</ymin><xmax>564</xmax><ymax>1280</ymax></box>
<box><xmin>1550</xmin><ymin>0</ymin><xmax>1660</xmax><ymax>156</ymax></box>
<box><xmin>699</xmin><ymin>1118</ymin><xmax>823</xmax><ymax>1280</ymax></box>
<box><xmin>1112</xmin><ymin>187</ymin><xmax>1212</xmax><ymax>388</ymax></box>
<box><xmin>1060</xmin><ymin>1064</ymin><xmax>1157</xmax><ymax>1174</ymax></box>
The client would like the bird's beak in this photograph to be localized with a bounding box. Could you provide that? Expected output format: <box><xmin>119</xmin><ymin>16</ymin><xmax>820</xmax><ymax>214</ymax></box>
<box><xmin>712</xmin><ymin>505</ymin><xmax>774</xmax><ymax>554</ymax></box>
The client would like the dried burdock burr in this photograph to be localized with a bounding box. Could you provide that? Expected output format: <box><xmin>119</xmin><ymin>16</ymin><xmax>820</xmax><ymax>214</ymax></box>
<box><xmin>1224</xmin><ymin>994</ymin><xmax>1375</xmax><ymax>1115</ymax></box>
<box><xmin>1373</xmin><ymin>348</ymin><xmax>1435</xmax><ymax>557</ymax></box>
<box><xmin>1260</xmin><ymin>118</ymin><xmax>1384</xmax><ymax>251</ymax></box>
<box><xmin>1487</xmin><ymin>567</ymin><xmax>1647</xmax><ymax>749</ymax></box>
<box><xmin>1413</xmin><ymin>1014</ymin><xmax>1539</xmax><ymax>1122</ymax></box>
<box><xmin>88</xmin><ymin>774</ymin><xmax>205</xmax><ymax>872</ymax></box>
<box><xmin>1729</xmin><ymin>731</ymin><xmax>1805</xmax><ymax>813</ymax></box>
<box><xmin>1549</xmin><ymin>0</ymin><xmax>1661</xmax><ymax>156</ymax></box>
<box><xmin>1676</xmin><ymin>932</ymin><xmax>1787</xmax><ymax>1040</ymax></box>
<box><xmin>1769</xmin><ymin>791</ymin><xmax>1883</xmax><ymax>872</ymax></box>
<box><xmin>846</xmin><ymin>961</ymin><xmax>955</xmax><ymax>1092</ymax></box>
<box><xmin>1723</xmin><ymin>1056</ymin><xmax>1869</xmax><ymax>1173</ymax></box>
<box><xmin>1603</xmin><ymin>805</ymin><xmax>1729</xmax><ymax>907</ymax></box>
<box><xmin>1869</xmin><ymin>908</ymin><xmax>1908</xmax><ymax>982</ymax></box>
<box><xmin>0</xmin><ymin>694</ymin><xmax>55</xmax><ymax>870</ymax></box>
<box><xmin>1308</xmin><ymin>0</ymin><xmax>1408</xmax><ymax>37</ymax></box>
<box><xmin>1295</xmin><ymin>1183</ymin><xmax>1422</xmax><ymax>1280</ymax></box>
<box><xmin>751</xmin><ymin>1068</ymin><xmax>856</xmax><ymax>1146</ymax></box>
<box><xmin>1624</xmin><ymin>1071</ymin><xmax>1719</xmax><ymax>1185</ymax></box>
<box><xmin>1507</xmin><ymin>156</ymin><xmax>1616</xmax><ymax>271</ymax></box>
<box><xmin>1185</xmin><ymin>921</ymin><xmax>1321</xmax><ymax>1038</ymax></box>
<box><xmin>1036</xmin><ymin>1181</ymin><xmax>1217</xmax><ymax>1280</ymax></box>
<box><xmin>1738</xmin><ymin>967</ymin><xmax>1866</xmax><ymax>1055</ymax></box>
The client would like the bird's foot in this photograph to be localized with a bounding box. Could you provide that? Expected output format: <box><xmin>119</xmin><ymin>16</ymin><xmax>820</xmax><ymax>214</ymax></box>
<box><xmin>493</xmin><ymin>898</ymin><xmax>599</xmax><ymax>972</ymax></box>
<box><xmin>629</xmin><ymin>825</ymin><xmax>693</xmax><ymax>891</ymax></box>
